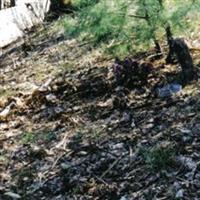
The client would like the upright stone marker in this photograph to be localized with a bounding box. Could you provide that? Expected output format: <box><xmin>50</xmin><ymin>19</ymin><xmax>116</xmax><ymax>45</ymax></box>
<box><xmin>0</xmin><ymin>0</ymin><xmax>50</xmax><ymax>48</ymax></box>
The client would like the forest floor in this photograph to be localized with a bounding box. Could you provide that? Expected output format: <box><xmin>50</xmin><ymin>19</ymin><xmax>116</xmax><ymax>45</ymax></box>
<box><xmin>1</xmin><ymin>19</ymin><xmax>200</xmax><ymax>200</ymax></box>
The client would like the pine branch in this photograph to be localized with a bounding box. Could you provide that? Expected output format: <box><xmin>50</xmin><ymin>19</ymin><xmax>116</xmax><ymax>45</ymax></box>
<box><xmin>128</xmin><ymin>14</ymin><xmax>148</xmax><ymax>20</ymax></box>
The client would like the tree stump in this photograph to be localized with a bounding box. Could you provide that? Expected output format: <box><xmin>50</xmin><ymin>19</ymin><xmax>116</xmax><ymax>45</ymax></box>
<box><xmin>166</xmin><ymin>26</ymin><xmax>194</xmax><ymax>84</ymax></box>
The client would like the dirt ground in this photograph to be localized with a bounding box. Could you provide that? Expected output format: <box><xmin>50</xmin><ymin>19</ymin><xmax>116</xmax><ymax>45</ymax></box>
<box><xmin>1</xmin><ymin>21</ymin><xmax>200</xmax><ymax>200</ymax></box>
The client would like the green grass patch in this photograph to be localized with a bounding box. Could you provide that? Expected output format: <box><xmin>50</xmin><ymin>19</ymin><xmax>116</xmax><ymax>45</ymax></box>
<box><xmin>21</xmin><ymin>130</ymin><xmax>56</xmax><ymax>144</ymax></box>
<box><xmin>58</xmin><ymin>0</ymin><xmax>200</xmax><ymax>58</ymax></box>
<box><xmin>139</xmin><ymin>144</ymin><xmax>176</xmax><ymax>171</ymax></box>
<box><xmin>0</xmin><ymin>88</ymin><xmax>16</xmax><ymax>99</ymax></box>
<box><xmin>87</xmin><ymin>129</ymin><xmax>103</xmax><ymax>140</ymax></box>
<box><xmin>60</xmin><ymin>62</ymin><xmax>75</xmax><ymax>70</ymax></box>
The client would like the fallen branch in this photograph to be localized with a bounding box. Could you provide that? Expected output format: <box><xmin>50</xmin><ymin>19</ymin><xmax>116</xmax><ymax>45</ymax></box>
<box><xmin>100</xmin><ymin>155</ymin><xmax>123</xmax><ymax>179</ymax></box>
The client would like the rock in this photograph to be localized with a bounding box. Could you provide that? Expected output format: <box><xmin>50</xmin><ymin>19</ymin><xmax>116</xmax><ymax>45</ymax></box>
<box><xmin>120</xmin><ymin>112</ymin><xmax>132</xmax><ymax>123</ymax></box>
<box><xmin>54</xmin><ymin>106</ymin><xmax>64</xmax><ymax>114</ymax></box>
<box><xmin>131</xmin><ymin>120</ymin><xmax>136</xmax><ymax>128</ymax></box>
<box><xmin>112</xmin><ymin>143</ymin><xmax>124</xmax><ymax>150</ymax></box>
<box><xmin>4</xmin><ymin>191</ymin><xmax>21</xmax><ymax>199</ymax></box>
<box><xmin>173</xmin><ymin>181</ymin><xmax>181</xmax><ymax>191</ymax></box>
<box><xmin>157</xmin><ymin>83</ymin><xmax>182</xmax><ymax>98</ymax></box>
<box><xmin>120</xmin><ymin>196</ymin><xmax>128</xmax><ymax>200</ymax></box>
<box><xmin>46</xmin><ymin>94</ymin><xmax>58</xmax><ymax>103</ymax></box>
<box><xmin>0</xmin><ymin>102</ymin><xmax>15</xmax><ymax>120</ymax></box>
<box><xmin>185</xmin><ymin>171</ymin><xmax>195</xmax><ymax>181</ymax></box>
<box><xmin>178</xmin><ymin>128</ymin><xmax>191</xmax><ymax>134</ymax></box>
<box><xmin>0</xmin><ymin>123</ymin><xmax>9</xmax><ymax>130</ymax></box>
<box><xmin>175</xmin><ymin>189</ymin><xmax>184</xmax><ymax>198</ymax></box>
<box><xmin>97</xmin><ymin>98</ymin><xmax>112</xmax><ymax>107</ymax></box>
<box><xmin>178</xmin><ymin>156</ymin><xmax>197</xmax><ymax>171</ymax></box>
<box><xmin>38</xmin><ymin>78</ymin><xmax>53</xmax><ymax>92</ymax></box>
<box><xmin>61</xmin><ymin>162</ymin><xmax>71</xmax><ymax>170</ymax></box>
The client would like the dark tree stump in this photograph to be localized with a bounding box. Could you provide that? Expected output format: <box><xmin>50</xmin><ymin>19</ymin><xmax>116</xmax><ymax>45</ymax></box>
<box><xmin>10</xmin><ymin>0</ymin><xmax>15</xmax><ymax>7</ymax></box>
<box><xmin>166</xmin><ymin>26</ymin><xmax>194</xmax><ymax>84</ymax></box>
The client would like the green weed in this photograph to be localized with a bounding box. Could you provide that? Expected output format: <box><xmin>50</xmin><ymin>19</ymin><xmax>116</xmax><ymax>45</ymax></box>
<box><xmin>21</xmin><ymin>131</ymin><xmax>56</xmax><ymax>144</ymax></box>
<box><xmin>139</xmin><ymin>144</ymin><xmax>176</xmax><ymax>171</ymax></box>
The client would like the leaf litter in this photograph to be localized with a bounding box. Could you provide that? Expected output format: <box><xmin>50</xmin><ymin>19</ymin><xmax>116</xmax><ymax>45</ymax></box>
<box><xmin>0</xmin><ymin>24</ymin><xmax>200</xmax><ymax>200</ymax></box>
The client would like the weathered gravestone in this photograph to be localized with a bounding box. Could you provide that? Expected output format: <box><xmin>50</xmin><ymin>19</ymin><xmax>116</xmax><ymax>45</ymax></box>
<box><xmin>0</xmin><ymin>0</ymin><xmax>50</xmax><ymax>48</ymax></box>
